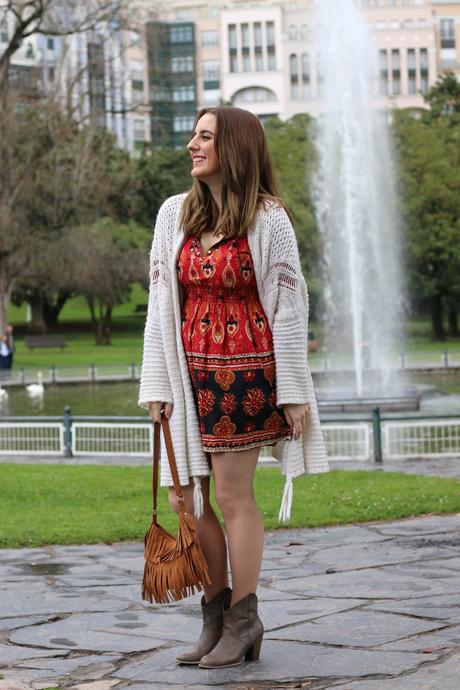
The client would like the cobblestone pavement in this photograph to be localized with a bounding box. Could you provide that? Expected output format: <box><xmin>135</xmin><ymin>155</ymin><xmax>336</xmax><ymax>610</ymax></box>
<box><xmin>1</xmin><ymin>513</ymin><xmax>460</xmax><ymax>690</ymax></box>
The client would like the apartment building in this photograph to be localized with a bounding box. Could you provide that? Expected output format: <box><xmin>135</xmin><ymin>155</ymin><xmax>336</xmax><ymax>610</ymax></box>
<box><xmin>0</xmin><ymin>10</ymin><xmax>150</xmax><ymax>152</ymax></box>
<box><xmin>150</xmin><ymin>0</ymin><xmax>445</xmax><ymax>135</ymax></box>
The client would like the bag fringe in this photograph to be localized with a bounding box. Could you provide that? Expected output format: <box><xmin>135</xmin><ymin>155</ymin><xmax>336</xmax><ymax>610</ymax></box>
<box><xmin>142</xmin><ymin>511</ymin><xmax>211</xmax><ymax>604</ymax></box>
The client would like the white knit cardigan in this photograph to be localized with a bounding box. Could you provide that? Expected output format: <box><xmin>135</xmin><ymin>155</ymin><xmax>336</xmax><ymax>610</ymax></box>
<box><xmin>138</xmin><ymin>193</ymin><xmax>329</xmax><ymax>522</ymax></box>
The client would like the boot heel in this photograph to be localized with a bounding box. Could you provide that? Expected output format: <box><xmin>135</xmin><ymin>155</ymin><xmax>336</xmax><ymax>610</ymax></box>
<box><xmin>245</xmin><ymin>633</ymin><xmax>263</xmax><ymax>661</ymax></box>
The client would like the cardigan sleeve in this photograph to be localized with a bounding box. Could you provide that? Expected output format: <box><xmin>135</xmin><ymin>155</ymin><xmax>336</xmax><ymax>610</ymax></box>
<box><xmin>138</xmin><ymin>205</ymin><xmax>174</xmax><ymax>410</ymax></box>
<box><xmin>264</xmin><ymin>206</ymin><xmax>312</xmax><ymax>407</ymax></box>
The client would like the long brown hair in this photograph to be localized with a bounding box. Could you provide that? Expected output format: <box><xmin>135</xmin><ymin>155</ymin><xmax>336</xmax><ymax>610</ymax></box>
<box><xmin>180</xmin><ymin>106</ymin><xmax>284</xmax><ymax>239</ymax></box>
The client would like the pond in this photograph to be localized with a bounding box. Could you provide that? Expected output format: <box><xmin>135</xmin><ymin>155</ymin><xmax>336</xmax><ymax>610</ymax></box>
<box><xmin>1</xmin><ymin>371</ymin><xmax>459</xmax><ymax>418</ymax></box>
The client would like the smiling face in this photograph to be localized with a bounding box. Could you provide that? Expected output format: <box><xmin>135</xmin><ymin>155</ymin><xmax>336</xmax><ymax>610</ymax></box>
<box><xmin>187</xmin><ymin>112</ymin><xmax>221</xmax><ymax>184</ymax></box>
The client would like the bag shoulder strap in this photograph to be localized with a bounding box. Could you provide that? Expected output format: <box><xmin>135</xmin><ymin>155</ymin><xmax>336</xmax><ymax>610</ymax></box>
<box><xmin>152</xmin><ymin>415</ymin><xmax>187</xmax><ymax>521</ymax></box>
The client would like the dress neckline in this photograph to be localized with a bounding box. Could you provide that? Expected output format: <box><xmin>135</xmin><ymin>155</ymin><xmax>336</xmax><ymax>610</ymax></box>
<box><xmin>192</xmin><ymin>235</ymin><xmax>235</xmax><ymax>257</ymax></box>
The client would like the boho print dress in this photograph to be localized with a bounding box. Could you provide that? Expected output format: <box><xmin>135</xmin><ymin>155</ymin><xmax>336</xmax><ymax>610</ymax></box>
<box><xmin>176</xmin><ymin>233</ymin><xmax>293</xmax><ymax>453</ymax></box>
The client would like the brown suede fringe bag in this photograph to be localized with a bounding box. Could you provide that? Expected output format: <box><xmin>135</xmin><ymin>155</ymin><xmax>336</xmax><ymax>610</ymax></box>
<box><xmin>142</xmin><ymin>414</ymin><xmax>212</xmax><ymax>604</ymax></box>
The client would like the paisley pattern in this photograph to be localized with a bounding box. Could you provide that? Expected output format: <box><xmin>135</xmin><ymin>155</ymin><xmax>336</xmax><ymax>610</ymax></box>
<box><xmin>177</xmin><ymin>234</ymin><xmax>293</xmax><ymax>452</ymax></box>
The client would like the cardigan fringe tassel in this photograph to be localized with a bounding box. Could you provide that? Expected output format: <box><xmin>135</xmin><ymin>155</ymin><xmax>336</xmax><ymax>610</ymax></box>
<box><xmin>193</xmin><ymin>476</ymin><xmax>204</xmax><ymax>520</ymax></box>
<box><xmin>279</xmin><ymin>474</ymin><xmax>293</xmax><ymax>523</ymax></box>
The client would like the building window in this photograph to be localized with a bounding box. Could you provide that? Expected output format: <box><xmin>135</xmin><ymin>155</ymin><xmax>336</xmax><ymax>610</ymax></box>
<box><xmin>228</xmin><ymin>24</ymin><xmax>237</xmax><ymax>50</ymax></box>
<box><xmin>391</xmin><ymin>49</ymin><xmax>400</xmax><ymax>95</ymax></box>
<box><xmin>25</xmin><ymin>42</ymin><xmax>34</xmax><ymax>58</ymax></box>
<box><xmin>403</xmin><ymin>19</ymin><xmax>413</xmax><ymax>30</ymax></box>
<box><xmin>300</xmin><ymin>24</ymin><xmax>308</xmax><ymax>40</ymax></box>
<box><xmin>202</xmin><ymin>60</ymin><xmax>220</xmax><ymax>79</ymax></box>
<box><xmin>419</xmin><ymin>47</ymin><xmax>428</xmax><ymax>93</ymax></box>
<box><xmin>267</xmin><ymin>53</ymin><xmax>276</xmax><ymax>70</ymax></box>
<box><xmin>241</xmin><ymin>23</ymin><xmax>249</xmax><ymax>49</ymax></box>
<box><xmin>379</xmin><ymin>49</ymin><xmax>388</xmax><ymax>95</ymax></box>
<box><xmin>254</xmin><ymin>22</ymin><xmax>262</xmax><ymax>50</ymax></box>
<box><xmin>230</xmin><ymin>55</ymin><xmax>238</xmax><ymax>73</ymax></box>
<box><xmin>266</xmin><ymin>21</ymin><xmax>275</xmax><ymax>47</ymax></box>
<box><xmin>376</xmin><ymin>20</ymin><xmax>385</xmax><ymax>30</ymax></box>
<box><xmin>47</xmin><ymin>37</ymin><xmax>54</xmax><ymax>51</ymax></box>
<box><xmin>172</xmin><ymin>85</ymin><xmax>195</xmax><ymax>102</ymax></box>
<box><xmin>418</xmin><ymin>18</ymin><xmax>427</xmax><ymax>30</ymax></box>
<box><xmin>288</xmin><ymin>25</ymin><xmax>297</xmax><ymax>40</ymax></box>
<box><xmin>290</xmin><ymin>53</ymin><xmax>299</xmax><ymax>98</ymax></box>
<box><xmin>201</xmin><ymin>30</ymin><xmax>219</xmax><ymax>47</ymax></box>
<box><xmin>233</xmin><ymin>86</ymin><xmax>276</xmax><ymax>104</ymax></box>
<box><xmin>133</xmin><ymin>119</ymin><xmax>145</xmax><ymax>142</ymax></box>
<box><xmin>170</xmin><ymin>25</ymin><xmax>193</xmax><ymax>43</ymax></box>
<box><xmin>440</xmin><ymin>18</ymin><xmax>456</xmax><ymax>62</ymax></box>
<box><xmin>243</xmin><ymin>53</ymin><xmax>251</xmax><ymax>72</ymax></box>
<box><xmin>407</xmin><ymin>48</ymin><xmax>416</xmax><ymax>95</ymax></box>
<box><xmin>301</xmin><ymin>52</ymin><xmax>310</xmax><ymax>97</ymax></box>
<box><xmin>440</xmin><ymin>18</ymin><xmax>456</xmax><ymax>48</ymax></box>
<box><xmin>173</xmin><ymin>115</ymin><xmax>195</xmax><ymax>133</ymax></box>
<box><xmin>203</xmin><ymin>88</ymin><xmax>220</xmax><ymax>106</ymax></box>
<box><xmin>390</xmin><ymin>20</ymin><xmax>401</xmax><ymax>30</ymax></box>
<box><xmin>255</xmin><ymin>53</ymin><xmax>264</xmax><ymax>71</ymax></box>
<box><xmin>171</xmin><ymin>56</ymin><xmax>194</xmax><ymax>73</ymax></box>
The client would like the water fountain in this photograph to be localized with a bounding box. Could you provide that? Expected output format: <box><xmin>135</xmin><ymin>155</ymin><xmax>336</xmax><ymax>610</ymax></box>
<box><xmin>311</xmin><ymin>0</ymin><xmax>418</xmax><ymax>412</ymax></box>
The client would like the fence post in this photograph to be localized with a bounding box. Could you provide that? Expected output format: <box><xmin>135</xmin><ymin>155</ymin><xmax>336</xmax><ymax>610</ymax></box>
<box><xmin>20</xmin><ymin>367</ymin><xmax>25</xmax><ymax>384</ymax></box>
<box><xmin>400</xmin><ymin>351</ymin><xmax>405</xmax><ymax>369</ymax></box>
<box><xmin>64</xmin><ymin>406</ymin><xmax>73</xmax><ymax>457</ymax></box>
<box><xmin>91</xmin><ymin>363</ymin><xmax>96</xmax><ymax>382</ymax></box>
<box><xmin>130</xmin><ymin>362</ymin><xmax>136</xmax><ymax>381</ymax></box>
<box><xmin>372</xmin><ymin>406</ymin><xmax>382</xmax><ymax>464</ymax></box>
<box><xmin>444</xmin><ymin>349</ymin><xmax>449</xmax><ymax>368</ymax></box>
<box><xmin>51</xmin><ymin>365</ymin><xmax>56</xmax><ymax>383</ymax></box>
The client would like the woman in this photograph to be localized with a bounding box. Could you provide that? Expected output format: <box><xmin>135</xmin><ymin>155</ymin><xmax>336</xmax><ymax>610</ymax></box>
<box><xmin>139</xmin><ymin>106</ymin><xmax>328</xmax><ymax>669</ymax></box>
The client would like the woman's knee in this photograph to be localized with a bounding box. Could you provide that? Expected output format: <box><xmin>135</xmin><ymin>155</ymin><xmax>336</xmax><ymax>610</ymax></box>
<box><xmin>214</xmin><ymin>483</ymin><xmax>254</xmax><ymax>520</ymax></box>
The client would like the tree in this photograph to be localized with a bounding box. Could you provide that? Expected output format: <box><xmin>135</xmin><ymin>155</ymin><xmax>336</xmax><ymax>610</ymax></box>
<box><xmin>0</xmin><ymin>0</ymin><xmax>129</xmax><ymax>334</ymax></box>
<box><xmin>265</xmin><ymin>114</ymin><xmax>323</xmax><ymax>320</ymax></box>
<box><xmin>393</xmin><ymin>79</ymin><xmax>460</xmax><ymax>340</ymax></box>
<box><xmin>7</xmin><ymin>102</ymin><xmax>142</xmax><ymax>331</ymax></box>
<box><xmin>71</xmin><ymin>219</ymin><xmax>150</xmax><ymax>345</ymax></box>
<box><xmin>135</xmin><ymin>147</ymin><xmax>192</xmax><ymax>228</ymax></box>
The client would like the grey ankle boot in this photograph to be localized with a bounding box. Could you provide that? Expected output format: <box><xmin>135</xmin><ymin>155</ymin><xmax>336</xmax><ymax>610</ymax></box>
<box><xmin>176</xmin><ymin>587</ymin><xmax>232</xmax><ymax>665</ymax></box>
<box><xmin>198</xmin><ymin>592</ymin><xmax>264</xmax><ymax>669</ymax></box>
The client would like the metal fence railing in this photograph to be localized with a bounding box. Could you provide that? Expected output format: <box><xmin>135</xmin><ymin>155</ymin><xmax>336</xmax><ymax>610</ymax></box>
<box><xmin>0</xmin><ymin>349</ymin><xmax>459</xmax><ymax>386</ymax></box>
<box><xmin>1</xmin><ymin>409</ymin><xmax>460</xmax><ymax>463</ymax></box>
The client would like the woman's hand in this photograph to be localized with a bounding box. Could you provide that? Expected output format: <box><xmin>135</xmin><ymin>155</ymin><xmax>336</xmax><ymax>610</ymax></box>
<box><xmin>283</xmin><ymin>403</ymin><xmax>310</xmax><ymax>441</ymax></box>
<box><xmin>148</xmin><ymin>401</ymin><xmax>173</xmax><ymax>424</ymax></box>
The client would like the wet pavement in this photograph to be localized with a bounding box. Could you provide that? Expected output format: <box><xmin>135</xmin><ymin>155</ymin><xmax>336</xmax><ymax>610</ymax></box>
<box><xmin>0</xmin><ymin>513</ymin><xmax>460</xmax><ymax>690</ymax></box>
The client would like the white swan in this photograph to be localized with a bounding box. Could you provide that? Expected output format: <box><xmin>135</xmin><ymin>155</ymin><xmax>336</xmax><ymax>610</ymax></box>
<box><xmin>0</xmin><ymin>383</ymin><xmax>8</xmax><ymax>400</ymax></box>
<box><xmin>26</xmin><ymin>371</ymin><xmax>45</xmax><ymax>396</ymax></box>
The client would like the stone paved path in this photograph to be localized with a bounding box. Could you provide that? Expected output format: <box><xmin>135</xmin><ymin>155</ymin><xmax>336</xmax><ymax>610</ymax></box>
<box><xmin>1</xmin><ymin>514</ymin><xmax>460</xmax><ymax>690</ymax></box>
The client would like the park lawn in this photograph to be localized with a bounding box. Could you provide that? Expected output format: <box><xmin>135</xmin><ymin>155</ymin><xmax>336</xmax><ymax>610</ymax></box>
<box><xmin>1</xmin><ymin>465</ymin><xmax>459</xmax><ymax>548</ymax></box>
<box><xmin>7</xmin><ymin>286</ymin><xmax>460</xmax><ymax>370</ymax></box>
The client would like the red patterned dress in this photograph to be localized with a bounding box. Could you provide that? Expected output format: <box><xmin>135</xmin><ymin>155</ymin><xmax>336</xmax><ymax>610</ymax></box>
<box><xmin>177</xmin><ymin>233</ymin><xmax>293</xmax><ymax>453</ymax></box>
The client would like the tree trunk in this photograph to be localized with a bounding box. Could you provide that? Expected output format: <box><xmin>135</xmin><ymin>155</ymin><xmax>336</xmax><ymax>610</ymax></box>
<box><xmin>431</xmin><ymin>293</ymin><xmax>446</xmax><ymax>341</ymax></box>
<box><xmin>27</xmin><ymin>297</ymin><xmax>47</xmax><ymax>334</ymax></box>
<box><xmin>43</xmin><ymin>292</ymin><xmax>70</xmax><ymax>329</ymax></box>
<box><xmin>96</xmin><ymin>305</ymin><xmax>112</xmax><ymax>345</ymax></box>
<box><xmin>0</xmin><ymin>268</ymin><xmax>14</xmax><ymax>335</ymax></box>
<box><xmin>447</xmin><ymin>304</ymin><xmax>459</xmax><ymax>337</ymax></box>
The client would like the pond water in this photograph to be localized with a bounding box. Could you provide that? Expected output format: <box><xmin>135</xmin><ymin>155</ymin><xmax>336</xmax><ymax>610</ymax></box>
<box><xmin>1</xmin><ymin>372</ymin><xmax>459</xmax><ymax>418</ymax></box>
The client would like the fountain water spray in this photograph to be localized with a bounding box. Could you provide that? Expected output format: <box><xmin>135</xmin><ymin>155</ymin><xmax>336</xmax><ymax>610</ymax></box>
<box><xmin>312</xmin><ymin>0</ymin><xmax>406</xmax><ymax>398</ymax></box>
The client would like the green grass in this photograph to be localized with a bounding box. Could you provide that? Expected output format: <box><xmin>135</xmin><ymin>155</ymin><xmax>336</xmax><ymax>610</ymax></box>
<box><xmin>1</xmin><ymin>465</ymin><xmax>459</xmax><ymax>548</ymax></box>
<box><xmin>7</xmin><ymin>286</ymin><xmax>460</xmax><ymax>371</ymax></box>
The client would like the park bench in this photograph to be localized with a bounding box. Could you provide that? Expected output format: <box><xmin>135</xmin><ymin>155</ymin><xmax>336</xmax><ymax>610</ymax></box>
<box><xmin>24</xmin><ymin>335</ymin><xmax>67</xmax><ymax>351</ymax></box>
<box><xmin>134</xmin><ymin>303</ymin><xmax>148</xmax><ymax>313</ymax></box>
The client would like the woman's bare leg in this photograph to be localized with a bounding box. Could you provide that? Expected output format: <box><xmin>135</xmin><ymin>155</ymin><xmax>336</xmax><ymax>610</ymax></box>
<box><xmin>210</xmin><ymin>447</ymin><xmax>263</xmax><ymax>606</ymax></box>
<box><xmin>168</xmin><ymin>469</ymin><xmax>228</xmax><ymax>601</ymax></box>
